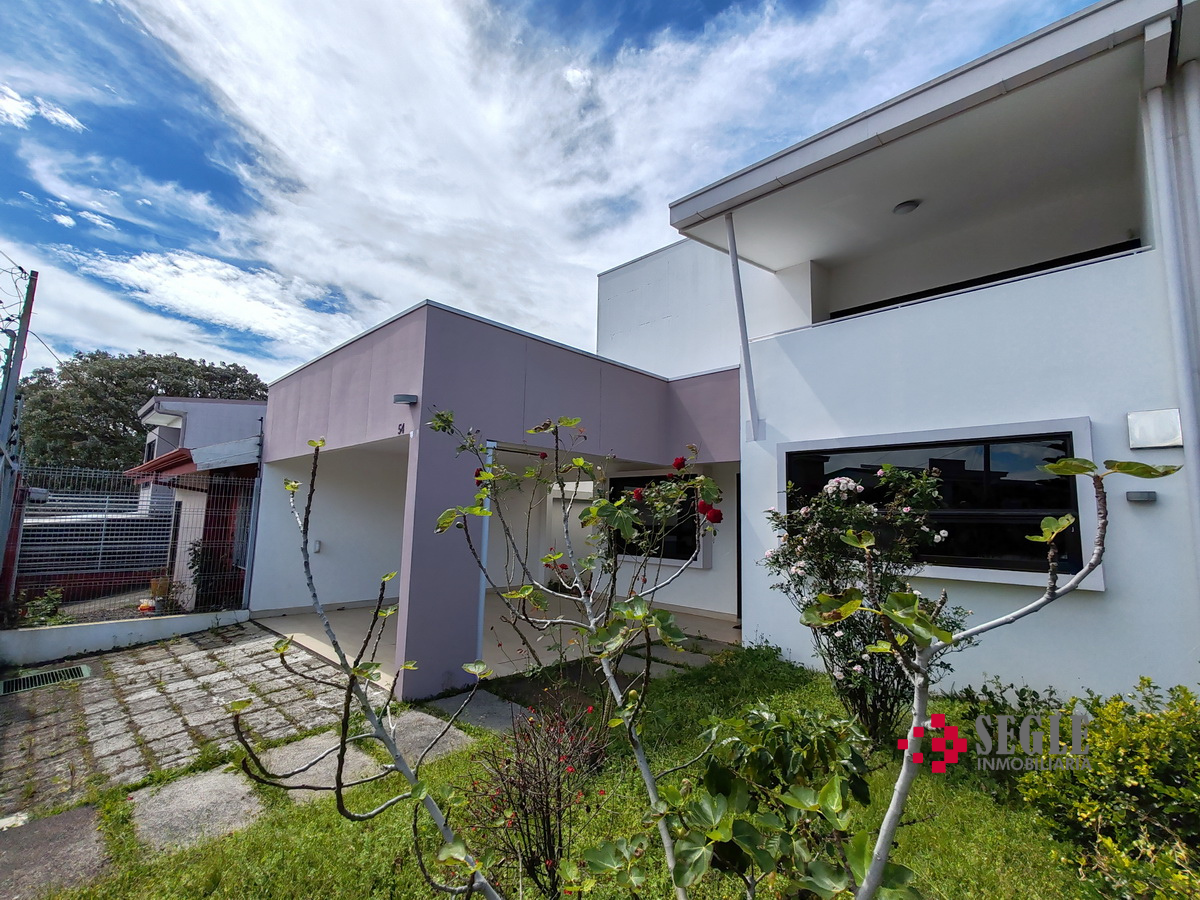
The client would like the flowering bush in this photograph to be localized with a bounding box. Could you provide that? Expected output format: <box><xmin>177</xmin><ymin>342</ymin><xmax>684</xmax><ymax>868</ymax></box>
<box><xmin>762</xmin><ymin>465</ymin><xmax>966</xmax><ymax>742</ymax></box>
<box><xmin>459</xmin><ymin>704</ymin><xmax>609</xmax><ymax>898</ymax></box>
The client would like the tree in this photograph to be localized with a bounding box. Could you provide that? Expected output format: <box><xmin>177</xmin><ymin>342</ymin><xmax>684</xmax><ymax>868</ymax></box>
<box><xmin>18</xmin><ymin>350</ymin><xmax>267</xmax><ymax>470</ymax></box>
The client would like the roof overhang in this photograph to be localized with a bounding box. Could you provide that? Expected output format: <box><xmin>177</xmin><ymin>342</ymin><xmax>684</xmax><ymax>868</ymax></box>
<box><xmin>124</xmin><ymin>448</ymin><xmax>196</xmax><ymax>479</ymax></box>
<box><xmin>670</xmin><ymin>0</ymin><xmax>1188</xmax><ymax>269</ymax></box>
<box><xmin>192</xmin><ymin>437</ymin><xmax>261</xmax><ymax>471</ymax></box>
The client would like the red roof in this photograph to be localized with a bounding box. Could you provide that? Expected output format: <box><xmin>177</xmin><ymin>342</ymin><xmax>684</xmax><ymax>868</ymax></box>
<box><xmin>124</xmin><ymin>448</ymin><xmax>197</xmax><ymax>479</ymax></box>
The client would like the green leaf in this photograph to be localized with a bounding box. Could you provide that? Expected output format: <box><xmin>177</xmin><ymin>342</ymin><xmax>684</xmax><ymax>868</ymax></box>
<box><xmin>685</xmin><ymin>792</ymin><xmax>728</xmax><ymax>834</ymax></box>
<box><xmin>352</xmin><ymin>661</ymin><xmax>383</xmax><ymax>682</ymax></box>
<box><xmin>227</xmin><ymin>698</ymin><xmax>253</xmax><ymax>713</ymax></box>
<box><xmin>307</xmin><ymin>438</ymin><xmax>326</xmax><ymax>448</ymax></box>
<box><xmin>840</xmin><ymin>529</ymin><xmax>875</xmax><ymax>549</ymax></box>
<box><xmin>846</xmin><ymin>831</ymin><xmax>871</xmax><ymax>881</ymax></box>
<box><xmin>401</xmin><ymin>660</ymin><xmax>418</xmax><ymax>670</ymax></box>
<box><xmin>801</xmin><ymin>589</ymin><xmax>863</xmax><ymax>626</ymax></box>
<box><xmin>865</xmin><ymin>640</ymin><xmax>893</xmax><ymax>653</ymax></box>
<box><xmin>817</xmin><ymin>775</ymin><xmax>844</xmax><ymax>816</ymax></box>
<box><xmin>797</xmin><ymin>859</ymin><xmax>850</xmax><ymax>899</ymax></box>
<box><xmin>462</xmin><ymin>660</ymin><xmax>493</xmax><ymax>678</ymax></box>
<box><xmin>272</xmin><ymin>637</ymin><xmax>291</xmax><ymax>654</ymax></box>
<box><xmin>437</xmin><ymin>840</ymin><xmax>468</xmax><ymax>863</ymax></box>
<box><xmin>283</xmin><ymin>479</ymin><xmax>301</xmax><ymax>493</ymax></box>
<box><xmin>378</xmin><ymin>605</ymin><xmax>398</xmax><ymax>618</ymax></box>
<box><xmin>583</xmin><ymin>842</ymin><xmax>624</xmax><ymax>873</ymax></box>
<box><xmin>1104</xmin><ymin>460</ymin><xmax>1183</xmax><ymax>479</ymax></box>
<box><xmin>557</xmin><ymin>416</ymin><xmax>582</xmax><ymax>428</ymax></box>
<box><xmin>1039</xmin><ymin>457</ymin><xmax>1097</xmax><ymax>476</ymax></box>
<box><xmin>381</xmin><ymin>571</ymin><xmax>397</xmax><ymax>583</ymax></box>
<box><xmin>672</xmin><ymin>833</ymin><xmax>713</xmax><ymax>888</ymax></box>
<box><xmin>434</xmin><ymin>508</ymin><xmax>458</xmax><ymax>534</ymax></box>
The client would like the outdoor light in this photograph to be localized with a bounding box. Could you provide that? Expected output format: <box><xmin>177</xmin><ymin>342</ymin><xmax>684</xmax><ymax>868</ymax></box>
<box><xmin>1126</xmin><ymin>491</ymin><xmax>1157</xmax><ymax>503</ymax></box>
<box><xmin>393</xmin><ymin>394</ymin><xmax>418</xmax><ymax>405</ymax></box>
<box><xmin>892</xmin><ymin>199</ymin><xmax>922</xmax><ymax>215</ymax></box>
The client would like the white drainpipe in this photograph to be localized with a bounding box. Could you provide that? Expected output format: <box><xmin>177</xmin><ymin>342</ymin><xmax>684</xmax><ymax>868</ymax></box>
<box><xmin>724</xmin><ymin>213</ymin><xmax>763</xmax><ymax>442</ymax></box>
<box><xmin>1145</xmin><ymin>85</ymin><xmax>1200</xmax><ymax>584</ymax></box>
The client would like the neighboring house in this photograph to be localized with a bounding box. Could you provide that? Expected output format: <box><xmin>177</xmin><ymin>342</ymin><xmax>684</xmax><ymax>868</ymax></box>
<box><xmin>125</xmin><ymin>397</ymin><xmax>266</xmax><ymax>613</ymax></box>
<box><xmin>600</xmin><ymin>0</ymin><xmax>1200</xmax><ymax>694</ymax></box>
<box><xmin>253</xmin><ymin>0</ymin><xmax>1200</xmax><ymax>698</ymax></box>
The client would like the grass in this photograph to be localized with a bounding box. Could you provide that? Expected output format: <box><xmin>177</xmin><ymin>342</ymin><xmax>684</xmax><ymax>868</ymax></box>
<box><xmin>47</xmin><ymin>645</ymin><xmax>1085</xmax><ymax>900</ymax></box>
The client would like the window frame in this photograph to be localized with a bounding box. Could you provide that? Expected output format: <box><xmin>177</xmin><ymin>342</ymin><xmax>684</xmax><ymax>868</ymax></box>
<box><xmin>775</xmin><ymin>418</ymin><xmax>1104</xmax><ymax>590</ymax></box>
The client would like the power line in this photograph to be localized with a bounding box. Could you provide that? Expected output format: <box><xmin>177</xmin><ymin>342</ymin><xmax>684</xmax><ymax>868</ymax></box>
<box><xmin>29</xmin><ymin>330</ymin><xmax>63</xmax><ymax>365</ymax></box>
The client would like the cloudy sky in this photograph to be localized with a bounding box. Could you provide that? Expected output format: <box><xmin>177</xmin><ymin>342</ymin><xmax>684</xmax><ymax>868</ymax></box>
<box><xmin>0</xmin><ymin>0</ymin><xmax>1090</xmax><ymax>380</ymax></box>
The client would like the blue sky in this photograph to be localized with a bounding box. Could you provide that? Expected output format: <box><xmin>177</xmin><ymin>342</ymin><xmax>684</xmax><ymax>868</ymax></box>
<box><xmin>0</xmin><ymin>0</ymin><xmax>1090</xmax><ymax>379</ymax></box>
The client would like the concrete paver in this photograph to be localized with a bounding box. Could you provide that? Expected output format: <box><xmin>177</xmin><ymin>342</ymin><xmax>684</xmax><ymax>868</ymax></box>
<box><xmin>131</xmin><ymin>769</ymin><xmax>262</xmax><ymax>851</ymax></box>
<box><xmin>427</xmin><ymin>690</ymin><xmax>527</xmax><ymax>735</ymax></box>
<box><xmin>257</xmin><ymin>733</ymin><xmax>381</xmax><ymax>803</ymax></box>
<box><xmin>0</xmin><ymin>805</ymin><xmax>107</xmax><ymax>898</ymax></box>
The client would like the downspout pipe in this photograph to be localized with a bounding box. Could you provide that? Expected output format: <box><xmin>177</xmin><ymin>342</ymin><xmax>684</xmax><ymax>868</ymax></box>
<box><xmin>724</xmin><ymin>213</ymin><xmax>763</xmax><ymax>442</ymax></box>
<box><xmin>476</xmin><ymin>440</ymin><xmax>496</xmax><ymax>661</ymax></box>
<box><xmin>1145</xmin><ymin>85</ymin><xmax>1200</xmax><ymax>585</ymax></box>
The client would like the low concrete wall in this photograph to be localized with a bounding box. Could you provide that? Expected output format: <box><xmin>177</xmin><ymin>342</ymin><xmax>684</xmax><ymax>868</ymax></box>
<box><xmin>0</xmin><ymin>610</ymin><xmax>251</xmax><ymax>667</ymax></box>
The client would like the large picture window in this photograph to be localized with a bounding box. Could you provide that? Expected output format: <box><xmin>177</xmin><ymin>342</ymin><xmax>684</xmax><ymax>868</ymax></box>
<box><xmin>608</xmin><ymin>475</ymin><xmax>698</xmax><ymax>562</ymax></box>
<box><xmin>785</xmin><ymin>433</ymin><xmax>1081</xmax><ymax>573</ymax></box>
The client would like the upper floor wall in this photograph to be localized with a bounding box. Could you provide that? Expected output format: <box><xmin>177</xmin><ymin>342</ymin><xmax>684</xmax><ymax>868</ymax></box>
<box><xmin>140</xmin><ymin>397</ymin><xmax>266</xmax><ymax>461</ymax></box>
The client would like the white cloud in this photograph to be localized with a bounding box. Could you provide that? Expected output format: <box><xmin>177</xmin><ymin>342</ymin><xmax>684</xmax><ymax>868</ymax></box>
<box><xmin>0</xmin><ymin>84</ymin><xmax>86</xmax><ymax>130</ymax></box>
<box><xmin>0</xmin><ymin>241</ymin><xmax>300</xmax><ymax>379</ymax></box>
<box><xmin>77</xmin><ymin>210</ymin><xmax>116</xmax><ymax>230</ymax></box>
<box><xmin>107</xmin><ymin>0</ymin><xmax>1081</xmax><ymax>358</ymax></box>
<box><xmin>51</xmin><ymin>214</ymin><xmax>75</xmax><ymax>227</ymax></box>
<box><xmin>50</xmin><ymin>247</ymin><xmax>360</xmax><ymax>358</ymax></box>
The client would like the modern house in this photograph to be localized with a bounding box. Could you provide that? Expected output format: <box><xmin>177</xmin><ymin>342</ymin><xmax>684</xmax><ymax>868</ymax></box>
<box><xmin>600</xmin><ymin>0</ymin><xmax>1200</xmax><ymax>694</ymax></box>
<box><xmin>253</xmin><ymin>0</ymin><xmax>1200</xmax><ymax>698</ymax></box>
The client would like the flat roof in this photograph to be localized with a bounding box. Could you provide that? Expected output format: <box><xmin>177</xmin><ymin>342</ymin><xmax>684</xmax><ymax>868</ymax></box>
<box><xmin>669</xmin><ymin>0</ymin><xmax>1180</xmax><ymax>230</ymax></box>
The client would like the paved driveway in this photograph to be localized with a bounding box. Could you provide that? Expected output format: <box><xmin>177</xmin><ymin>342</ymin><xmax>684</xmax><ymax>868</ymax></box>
<box><xmin>0</xmin><ymin>622</ymin><xmax>349</xmax><ymax>816</ymax></box>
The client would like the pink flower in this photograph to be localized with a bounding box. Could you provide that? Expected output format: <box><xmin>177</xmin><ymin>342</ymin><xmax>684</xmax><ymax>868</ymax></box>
<box><xmin>877</xmin><ymin>469</ymin><xmax>885</xmax><ymax>476</ymax></box>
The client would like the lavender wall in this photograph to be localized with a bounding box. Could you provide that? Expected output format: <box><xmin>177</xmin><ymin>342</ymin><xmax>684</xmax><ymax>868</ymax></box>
<box><xmin>260</xmin><ymin>302</ymin><xmax>740</xmax><ymax>698</ymax></box>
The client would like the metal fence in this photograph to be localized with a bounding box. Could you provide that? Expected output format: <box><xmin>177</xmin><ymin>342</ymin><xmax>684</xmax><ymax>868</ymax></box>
<box><xmin>3</xmin><ymin>467</ymin><xmax>258</xmax><ymax>628</ymax></box>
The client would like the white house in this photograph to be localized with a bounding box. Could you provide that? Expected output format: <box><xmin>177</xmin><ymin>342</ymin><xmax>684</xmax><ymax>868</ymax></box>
<box><xmin>599</xmin><ymin>0</ymin><xmax>1200</xmax><ymax>694</ymax></box>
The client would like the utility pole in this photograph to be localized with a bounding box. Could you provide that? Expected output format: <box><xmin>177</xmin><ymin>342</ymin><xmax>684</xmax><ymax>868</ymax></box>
<box><xmin>0</xmin><ymin>269</ymin><xmax>37</xmax><ymax>615</ymax></box>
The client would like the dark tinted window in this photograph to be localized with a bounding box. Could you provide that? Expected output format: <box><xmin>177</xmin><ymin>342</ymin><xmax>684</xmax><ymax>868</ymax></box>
<box><xmin>785</xmin><ymin>434</ymin><xmax>1081</xmax><ymax>572</ymax></box>
<box><xmin>609</xmin><ymin>475</ymin><xmax>698</xmax><ymax>562</ymax></box>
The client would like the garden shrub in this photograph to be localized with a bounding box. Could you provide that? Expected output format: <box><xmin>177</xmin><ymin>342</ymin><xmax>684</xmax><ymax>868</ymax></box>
<box><xmin>459</xmin><ymin>703</ymin><xmax>608</xmax><ymax>898</ymax></box>
<box><xmin>763</xmin><ymin>465</ymin><xmax>968</xmax><ymax>743</ymax></box>
<box><xmin>1020</xmin><ymin>677</ymin><xmax>1200</xmax><ymax>898</ymax></box>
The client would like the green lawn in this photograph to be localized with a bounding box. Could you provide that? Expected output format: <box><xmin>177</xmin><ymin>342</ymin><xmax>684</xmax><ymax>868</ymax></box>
<box><xmin>51</xmin><ymin>646</ymin><xmax>1085</xmax><ymax>899</ymax></box>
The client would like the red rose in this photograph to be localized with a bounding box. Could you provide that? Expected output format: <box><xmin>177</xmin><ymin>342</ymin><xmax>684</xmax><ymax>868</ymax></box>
<box><xmin>474</xmin><ymin>467</ymin><xmax>483</xmax><ymax>485</ymax></box>
<box><xmin>672</xmin><ymin>456</ymin><xmax>686</xmax><ymax>470</ymax></box>
<box><xmin>539</xmin><ymin>451</ymin><xmax>547</xmax><ymax>459</ymax></box>
<box><xmin>632</xmin><ymin>487</ymin><xmax>644</xmax><ymax>502</ymax></box>
<box><xmin>697</xmin><ymin>500</ymin><xmax>711</xmax><ymax>515</ymax></box>
<box><xmin>705</xmin><ymin>508</ymin><xmax>723</xmax><ymax>524</ymax></box>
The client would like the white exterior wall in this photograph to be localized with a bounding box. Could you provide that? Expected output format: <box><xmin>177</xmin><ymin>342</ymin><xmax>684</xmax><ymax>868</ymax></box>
<box><xmin>738</xmin><ymin>249</ymin><xmax>1200</xmax><ymax>696</ymax></box>
<box><xmin>172</xmin><ymin>487</ymin><xmax>208</xmax><ymax>609</ymax></box>
<box><xmin>597</xmin><ymin>241</ymin><xmax>798</xmax><ymax>376</ymax></box>
<box><xmin>249</xmin><ymin>439</ymin><xmax>407</xmax><ymax>612</ymax></box>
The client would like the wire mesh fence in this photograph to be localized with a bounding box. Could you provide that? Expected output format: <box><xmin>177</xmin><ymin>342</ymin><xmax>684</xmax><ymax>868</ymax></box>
<box><xmin>4</xmin><ymin>466</ymin><xmax>257</xmax><ymax>628</ymax></box>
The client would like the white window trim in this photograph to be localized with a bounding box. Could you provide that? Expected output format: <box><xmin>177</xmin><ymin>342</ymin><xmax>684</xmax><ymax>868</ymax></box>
<box><xmin>612</xmin><ymin>467</ymin><xmax>713</xmax><ymax>570</ymax></box>
<box><xmin>775</xmin><ymin>417</ymin><xmax>1104</xmax><ymax>591</ymax></box>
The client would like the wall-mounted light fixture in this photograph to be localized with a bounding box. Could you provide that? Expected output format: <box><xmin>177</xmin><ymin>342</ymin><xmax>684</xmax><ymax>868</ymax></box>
<box><xmin>1127</xmin><ymin>408</ymin><xmax>1182</xmax><ymax>449</ymax></box>
<box><xmin>892</xmin><ymin>199</ymin><xmax>922</xmax><ymax>215</ymax></box>
<box><xmin>1126</xmin><ymin>491</ymin><xmax>1157</xmax><ymax>503</ymax></box>
<box><xmin>393</xmin><ymin>394</ymin><xmax>418</xmax><ymax>405</ymax></box>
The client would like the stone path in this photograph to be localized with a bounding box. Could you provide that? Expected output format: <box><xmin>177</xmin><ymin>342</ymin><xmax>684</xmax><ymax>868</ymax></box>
<box><xmin>0</xmin><ymin>623</ymin><xmax>478</xmax><ymax>896</ymax></box>
<box><xmin>0</xmin><ymin>622</ymin><xmax>351</xmax><ymax>817</ymax></box>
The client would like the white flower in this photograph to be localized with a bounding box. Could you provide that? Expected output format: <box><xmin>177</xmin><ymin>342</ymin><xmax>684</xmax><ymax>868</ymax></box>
<box><xmin>939</xmin><ymin>530</ymin><xmax>948</xmax><ymax>537</ymax></box>
<box><xmin>856</xmin><ymin>484</ymin><xmax>864</xmax><ymax>493</ymax></box>
<box><xmin>834</xmin><ymin>629</ymin><xmax>844</xmax><ymax>637</ymax></box>
<box><xmin>834</xmin><ymin>671</ymin><xmax>845</xmax><ymax>680</ymax></box>
<box><xmin>800</xmin><ymin>506</ymin><xmax>810</xmax><ymax>516</ymax></box>
<box><xmin>852</xmin><ymin>664</ymin><xmax>864</xmax><ymax>674</ymax></box>
<box><xmin>933</xmin><ymin>535</ymin><xmax>942</xmax><ymax>542</ymax></box>
<box><xmin>921</xmin><ymin>525</ymin><xmax>930</xmax><ymax>532</ymax></box>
